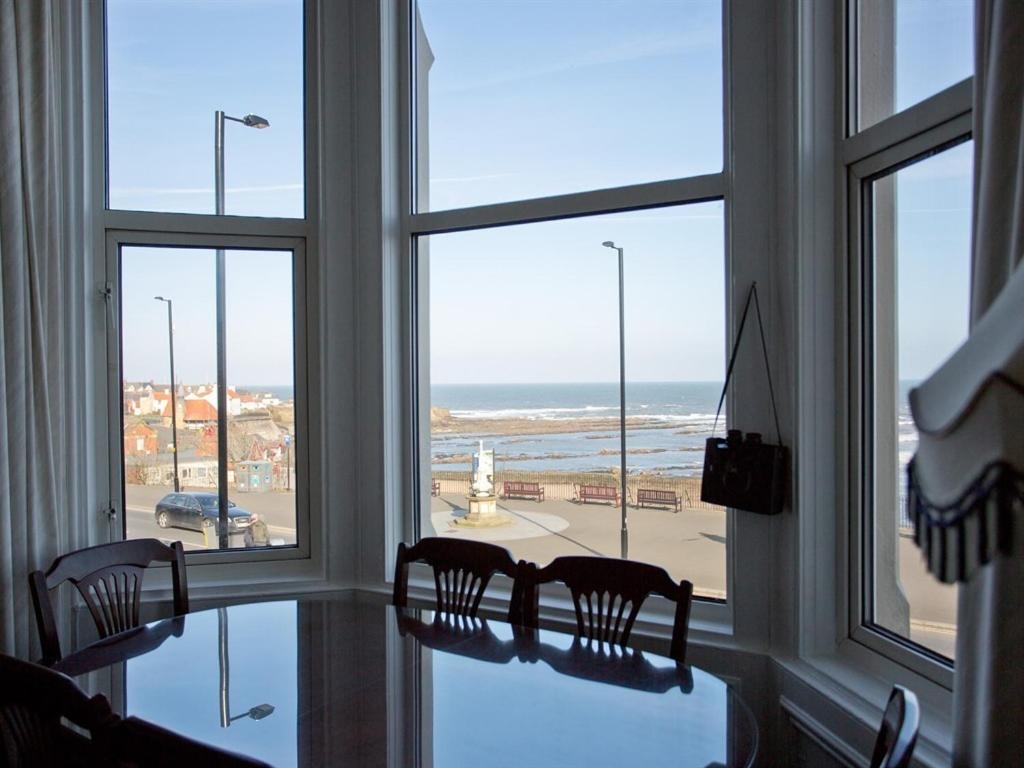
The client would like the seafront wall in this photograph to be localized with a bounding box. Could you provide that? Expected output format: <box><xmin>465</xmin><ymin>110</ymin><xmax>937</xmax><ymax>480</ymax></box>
<box><xmin>431</xmin><ymin>469</ymin><xmax>721</xmax><ymax>512</ymax></box>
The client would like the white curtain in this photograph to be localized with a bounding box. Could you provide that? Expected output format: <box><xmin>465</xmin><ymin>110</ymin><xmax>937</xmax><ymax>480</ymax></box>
<box><xmin>0</xmin><ymin>0</ymin><xmax>93</xmax><ymax>659</ymax></box>
<box><xmin>954</xmin><ymin>0</ymin><xmax>1024</xmax><ymax>764</ymax></box>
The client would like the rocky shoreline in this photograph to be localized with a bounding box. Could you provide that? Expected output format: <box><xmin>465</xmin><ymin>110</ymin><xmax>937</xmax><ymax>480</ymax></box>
<box><xmin>430</xmin><ymin>406</ymin><xmax>712</xmax><ymax>438</ymax></box>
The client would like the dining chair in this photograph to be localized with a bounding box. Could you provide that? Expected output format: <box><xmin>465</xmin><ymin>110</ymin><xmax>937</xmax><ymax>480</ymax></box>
<box><xmin>869</xmin><ymin>685</ymin><xmax>920</xmax><ymax>768</ymax></box>
<box><xmin>29</xmin><ymin>538</ymin><xmax>189</xmax><ymax>666</ymax></box>
<box><xmin>0</xmin><ymin>652</ymin><xmax>116</xmax><ymax>766</ymax></box>
<box><xmin>519</xmin><ymin>555</ymin><xmax>694</xmax><ymax>663</ymax></box>
<box><xmin>393</xmin><ymin>538</ymin><xmax>527</xmax><ymax>622</ymax></box>
<box><xmin>103</xmin><ymin>716</ymin><xmax>272</xmax><ymax>767</ymax></box>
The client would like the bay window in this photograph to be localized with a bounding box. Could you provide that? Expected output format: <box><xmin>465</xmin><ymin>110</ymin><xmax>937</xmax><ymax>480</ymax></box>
<box><xmin>406</xmin><ymin>0</ymin><xmax>730</xmax><ymax>603</ymax></box>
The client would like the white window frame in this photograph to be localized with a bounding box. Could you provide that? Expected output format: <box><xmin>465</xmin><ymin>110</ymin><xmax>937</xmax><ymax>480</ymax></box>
<box><xmin>372</xmin><ymin>0</ymin><xmax>791</xmax><ymax>646</ymax></box>
<box><xmin>89</xmin><ymin>0</ymin><xmax>328</xmax><ymax>587</ymax></box>
<box><xmin>842</xmin><ymin>2</ymin><xmax>973</xmax><ymax>686</ymax></box>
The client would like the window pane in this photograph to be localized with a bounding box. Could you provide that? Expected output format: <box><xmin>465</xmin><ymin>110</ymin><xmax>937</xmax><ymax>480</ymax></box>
<box><xmin>106</xmin><ymin>0</ymin><xmax>304</xmax><ymax>217</ymax></box>
<box><xmin>857</xmin><ymin>0</ymin><xmax>973</xmax><ymax>130</ymax></box>
<box><xmin>869</xmin><ymin>140</ymin><xmax>971</xmax><ymax>659</ymax></box>
<box><xmin>226</xmin><ymin>251</ymin><xmax>297</xmax><ymax>547</ymax></box>
<box><xmin>121</xmin><ymin>247</ymin><xmax>298</xmax><ymax>551</ymax></box>
<box><xmin>422</xmin><ymin>202</ymin><xmax>726</xmax><ymax>599</ymax></box>
<box><xmin>414</xmin><ymin>0</ymin><xmax>723</xmax><ymax>211</ymax></box>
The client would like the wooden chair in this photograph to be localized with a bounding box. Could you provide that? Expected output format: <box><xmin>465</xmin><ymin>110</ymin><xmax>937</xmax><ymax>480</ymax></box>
<box><xmin>393</xmin><ymin>538</ymin><xmax>526</xmax><ymax>622</ymax></box>
<box><xmin>869</xmin><ymin>686</ymin><xmax>920</xmax><ymax>768</ymax></box>
<box><xmin>0</xmin><ymin>652</ymin><xmax>116</xmax><ymax>766</ymax></box>
<box><xmin>29</xmin><ymin>539</ymin><xmax>189</xmax><ymax>666</ymax></box>
<box><xmin>519</xmin><ymin>555</ymin><xmax>694</xmax><ymax>663</ymax></box>
<box><xmin>103</xmin><ymin>716</ymin><xmax>272</xmax><ymax>767</ymax></box>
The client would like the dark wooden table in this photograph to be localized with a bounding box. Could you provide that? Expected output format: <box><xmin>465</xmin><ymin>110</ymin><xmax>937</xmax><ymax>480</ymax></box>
<box><xmin>58</xmin><ymin>595</ymin><xmax>758</xmax><ymax>767</ymax></box>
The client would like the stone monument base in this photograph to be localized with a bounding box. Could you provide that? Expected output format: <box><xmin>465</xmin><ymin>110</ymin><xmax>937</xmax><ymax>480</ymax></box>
<box><xmin>452</xmin><ymin>494</ymin><xmax>511</xmax><ymax>528</ymax></box>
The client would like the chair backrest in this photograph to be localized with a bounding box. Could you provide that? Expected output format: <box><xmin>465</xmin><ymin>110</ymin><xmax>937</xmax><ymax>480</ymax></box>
<box><xmin>393</xmin><ymin>538</ymin><xmax>525</xmax><ymax>622</ymax></box>
<box><xmin>29</xmin><ymin>538</ymin><xmax>189</xmax><ymax>665</ymax></box>
<box><xmin>521</xmin><ymin>556</ymin><xmax>694</xmax><ymax>662</ymax></box>
<box><xmin>0</xmin><ymin>653</ymin><xmax>116</xmax><ymax>766</ymax></box>
<box><xmin>870</xmin><ymin>686</ymin><xmax>920</xmax><ymax>768</ymax></box>
<box><xmin>105</xmin><ymin>716</ymin><xmax>272</xmax><ymax>767</ymax></box>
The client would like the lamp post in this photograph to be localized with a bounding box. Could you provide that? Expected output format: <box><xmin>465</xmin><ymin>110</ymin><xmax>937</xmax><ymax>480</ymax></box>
<box><xmin>217</xmin><ymin>607</ymin><xmax>274</xmax><ymax>727</ymax></box>
<box><xmin>214</xmin><ymin>111</ymin><xmax>269</xmax><ymax>549</ymax></box>
<box><xmin>602</xmin><ymin>241</ymin><xmax>629</xmax><ymax>560</ymax></box>
<box><xmin>154</xmin><ymin>296</ymin><xmax>180</xmax><ymax>492</ymax></box>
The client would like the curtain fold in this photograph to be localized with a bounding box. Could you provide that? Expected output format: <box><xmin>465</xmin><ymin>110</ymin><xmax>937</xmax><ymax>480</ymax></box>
<box><xmin>0</xmin><ymin>0</ymin><xmax>69</xmax><ymax>658</ymax></box>
<box><xmin>954</xmin><ymin>0</ymin><xmax>1024</xmax><ymax>764</ymax></box>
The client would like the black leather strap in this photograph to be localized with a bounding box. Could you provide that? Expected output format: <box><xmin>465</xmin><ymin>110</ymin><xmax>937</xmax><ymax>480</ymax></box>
<box><xmin>711</xmin><ymin>282</ymin><xmax>782</xmax><ymax>445</ymax></box>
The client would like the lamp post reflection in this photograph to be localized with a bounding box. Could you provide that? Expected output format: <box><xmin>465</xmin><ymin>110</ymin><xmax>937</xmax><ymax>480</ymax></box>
<box><xmin>217</xmin><ymin>607</ymin><xmax>274</xmax><ymax>728</ymax></box>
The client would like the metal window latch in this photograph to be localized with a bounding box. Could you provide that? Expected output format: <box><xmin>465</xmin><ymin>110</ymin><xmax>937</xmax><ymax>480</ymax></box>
<box><xmin>99</xmin><ymin>283</ymin><xmax>113</xmax><ymax>302</ymax></box>
<box><xmin>102</xmin><ymin>505</ymin><xmax>117</xmax><ymax>521</ymax></box>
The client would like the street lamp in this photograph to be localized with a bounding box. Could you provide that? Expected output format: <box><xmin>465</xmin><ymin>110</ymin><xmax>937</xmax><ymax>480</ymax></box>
<box><xmin>213</xmin><ymin>110</ymin><xmax>270</xmax><ymax>549</ymax></box>
<box><xmin>602</xmin><ymin>241</ymin><xmax>629</xmax><ymax>560</ymax></box>
<box><xmin>154</xmin><ymin>296</ymin><xmax>180</xmax><ymax>492</ymax></box>
<box><xmin>217</xmin><ymin>607</ymin><xmax>274</xmax><ymax>727</ymax></box>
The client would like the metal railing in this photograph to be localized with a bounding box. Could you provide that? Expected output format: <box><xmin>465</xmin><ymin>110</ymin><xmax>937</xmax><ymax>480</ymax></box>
<box><xmin>431</xmin><ymin>469</ymin><xmax>721</xmax><ymax>512</ymax></box>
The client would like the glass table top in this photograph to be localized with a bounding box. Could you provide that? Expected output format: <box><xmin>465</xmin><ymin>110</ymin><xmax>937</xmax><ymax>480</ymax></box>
<box><xmin>58</xmin><ymin>596</ymin><xmax>757</xmax><ymax>767</ymax></box>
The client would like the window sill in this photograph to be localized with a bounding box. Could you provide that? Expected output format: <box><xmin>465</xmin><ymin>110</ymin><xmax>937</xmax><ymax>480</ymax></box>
<box><xmin>777</xmin><ymin>648</ymin><xmax>953</xmax><ymax>768</ymax></box>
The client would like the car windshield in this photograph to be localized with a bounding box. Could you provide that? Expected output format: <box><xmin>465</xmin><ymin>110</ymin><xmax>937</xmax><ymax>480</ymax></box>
<box><xmin>197</xmin><ymin>497</ymin><xmax>238</xmax><ymax>511</ymax></box>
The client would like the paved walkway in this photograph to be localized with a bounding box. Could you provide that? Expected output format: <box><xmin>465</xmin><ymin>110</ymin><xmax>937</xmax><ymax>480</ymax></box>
<box><xmin>431</xmin><ymin>494</ymin><xmax>727</xmax><ymax>597</ymax></box>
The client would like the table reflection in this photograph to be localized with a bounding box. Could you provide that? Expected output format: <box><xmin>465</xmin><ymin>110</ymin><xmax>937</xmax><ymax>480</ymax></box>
<box><xmin>58</xmin><ymin>597</ymin><xmax>756</xmax><ymax>767</ymax></box>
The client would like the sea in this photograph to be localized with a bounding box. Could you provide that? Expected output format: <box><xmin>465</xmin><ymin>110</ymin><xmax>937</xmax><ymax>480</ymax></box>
<box><xmin>431</xmin><ymin>381</ymin><xmax>921</xmax><ymax>479</ymax></box>
<box><xmin>432</xmin><ymin>381</ymin><xmax>721</xmax><ymax>477</ymax></box>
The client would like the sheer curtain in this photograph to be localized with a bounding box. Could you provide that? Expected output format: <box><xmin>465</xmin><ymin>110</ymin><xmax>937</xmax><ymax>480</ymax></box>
<box><xmin>954</xmin><ymin>0</ymin><xmax>1024</xmax><ymax>764</ymax></box>
<box><xmin>0</xmin><ymin>0</ymin><xmax>95</xmax><ymax>658</ymax></box>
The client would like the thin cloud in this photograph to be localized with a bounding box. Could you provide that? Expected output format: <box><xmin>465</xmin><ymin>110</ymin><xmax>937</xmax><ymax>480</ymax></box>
<box><xmin>111</xmin><ymin>183</ymin><xmax>302</xmax><ymax>196</ymax></box>
<box><xmin>431</xmin><ymin>172</ymin><xmax>519</xmax><ymax>184</ymax></box>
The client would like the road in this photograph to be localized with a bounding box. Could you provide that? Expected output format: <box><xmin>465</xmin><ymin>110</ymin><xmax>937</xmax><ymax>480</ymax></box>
<box><xmin>125</xmin><ymin>484</ymin><xmax>297</xmax><ymax>550</ymax></box>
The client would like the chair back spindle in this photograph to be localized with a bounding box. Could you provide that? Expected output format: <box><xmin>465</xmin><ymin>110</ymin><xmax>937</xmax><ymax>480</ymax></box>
<box><xmin>393</xmin><ymin>538</ymin><xmax>526</xmax><ymax>623</ymax></box>
<box><xmin>521</xmin><ymin>556</ymin><xmax>693</xmax><ymax>663</ymax></box>
<box><xmin>29</xmin><ymin>539</ymin><xmax>189</xmax><ymax>665</ymax></box>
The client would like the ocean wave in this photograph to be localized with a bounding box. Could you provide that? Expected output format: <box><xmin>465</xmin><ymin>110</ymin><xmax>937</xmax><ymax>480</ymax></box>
<box><xmin>449</xmin><ymin>405</ymin><xmax>618</xmax><ymax>420</ymax></box>
<box><xmin>448</xmin><ymin>406</ymin><xmax>721</xmax><ymax>423</ymax></box>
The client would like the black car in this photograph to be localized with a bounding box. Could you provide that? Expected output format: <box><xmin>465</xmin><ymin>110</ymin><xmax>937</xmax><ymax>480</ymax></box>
<box><xmin>154</xmin><ymin>492</ymin><xmax>253</xmax><ymax>533</ymax></box>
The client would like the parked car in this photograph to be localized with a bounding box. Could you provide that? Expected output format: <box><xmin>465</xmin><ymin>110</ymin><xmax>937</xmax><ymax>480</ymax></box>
<box><xmin>154</xmin><ymin>492</ymin><xmax>254</xmax><ymax>533</ymax></box>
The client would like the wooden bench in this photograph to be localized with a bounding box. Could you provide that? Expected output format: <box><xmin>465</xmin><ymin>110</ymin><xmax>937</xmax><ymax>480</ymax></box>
<box><xmin>501</xmin><ymin>481</ymin><xmax>545</xmax><ymax>502</ymax></box>
<box><xmin>431</xmin><ymin>479</ymin><xmax>440</xmax><ymax>497</ymax></box>
<box><xmin>577</xmin><ymin>484</ymin><xmax>619</xmax><ymax>507</ymax></box>
<box><xmin>635</xmin><ymin>488</ymin><xmax>682</xmax><ymax>513</ymax></box>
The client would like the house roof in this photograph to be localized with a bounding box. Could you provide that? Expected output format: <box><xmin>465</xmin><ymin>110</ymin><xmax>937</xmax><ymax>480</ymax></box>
<box><xmin>183</xmin><ymin>398</ymin><xmax>218</xmax><ymax>422</ymax></box>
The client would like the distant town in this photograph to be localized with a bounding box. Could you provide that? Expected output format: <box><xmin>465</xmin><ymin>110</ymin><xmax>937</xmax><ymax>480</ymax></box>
<box><xmin>122</xmin><ymin>381</ymin><xmax>295</xmax><ymax>492</ymax></box>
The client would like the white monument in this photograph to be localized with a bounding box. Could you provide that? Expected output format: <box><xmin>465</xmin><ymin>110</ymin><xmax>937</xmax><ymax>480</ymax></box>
<box><xmin>454</xmin><ymin>440</ymin><xmax>510</xmax><ymax>527</ymax></box>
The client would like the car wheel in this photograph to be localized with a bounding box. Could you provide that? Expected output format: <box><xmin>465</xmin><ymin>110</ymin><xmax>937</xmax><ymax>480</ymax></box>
<box><xmin>157</xmin><ymin>510</ymin><xmax>170</xmax><ymax>529</ymax></box>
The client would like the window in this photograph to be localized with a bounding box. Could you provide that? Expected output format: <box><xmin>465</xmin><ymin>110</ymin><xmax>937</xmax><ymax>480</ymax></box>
<box><xmin>414</xmin><ymin>0</ymin><xmax>723</xmax><ymax>210</ymax></box>
<box><xmin>106</xmin><ymin>0</ymin><xmax>304</xmax><ymax>217</ymax></box>
<box><xmin>854</xmin><ymin>0</ymin><xmax>973</xmax><ymax>131</ymax></box>
<box><xmin>847</xmin><ymin>0</ymin><xmax>972</xmax><ymax>672</ymax></box>
<box><xmin>119</xmin><ymin>246</ymin><xmax>298</xmax><ymax>550</ymax></box>
<box><xmin>104</xmin><ymin>0</ymin><xmax>312</xmax><ymax>561</ymax></box>
<box><xmin>409</xmin><ymin>1</ymin><xmax>728</xmax><ymax>601</ymax></box>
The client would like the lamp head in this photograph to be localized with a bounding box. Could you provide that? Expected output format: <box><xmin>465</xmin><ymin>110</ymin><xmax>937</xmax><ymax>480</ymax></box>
<box><xmin>242</xmin><ymin>114</ymin><xmax>270</xmax><ymax>129</ymax></box>
<box><xmin>154</xmin><ymin>296</ymin><xmax>167</xmax><ymax>302</ymax></box>
<box><xmin>602</xmin><ymin>241</ymin><xmax>616</xmax><ymax>249</ymax></box>
<box><xmin>248</xmin><ymin>704</ymin><xmax>275</xmax><ymax>720</ymax></box>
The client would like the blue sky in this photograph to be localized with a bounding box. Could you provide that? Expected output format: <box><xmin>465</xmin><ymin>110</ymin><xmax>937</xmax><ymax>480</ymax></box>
<box><xmin>109</xmin><ymin>0</ymin><xmax>973</xmax><ymax>387</ymax></box>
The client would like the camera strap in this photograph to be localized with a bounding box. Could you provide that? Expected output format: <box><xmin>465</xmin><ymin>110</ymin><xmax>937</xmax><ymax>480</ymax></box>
<box><xmin>711</xmin><ymin>282</ymin><xmax>783</xmax><ymax>445</ymax></box>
